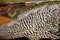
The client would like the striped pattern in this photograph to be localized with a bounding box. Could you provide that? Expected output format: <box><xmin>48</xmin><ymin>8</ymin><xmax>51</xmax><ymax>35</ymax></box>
<box><xmin>0</xmin><ymin>4</ymin><xmax>60</xmax><ymax>40</ymax></box>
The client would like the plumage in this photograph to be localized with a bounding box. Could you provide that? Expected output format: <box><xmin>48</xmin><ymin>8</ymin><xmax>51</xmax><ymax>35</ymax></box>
<box><xmin>0</xmin><ymin>4</ymin><xmax>60</xmax><ymax>40</ymax></box>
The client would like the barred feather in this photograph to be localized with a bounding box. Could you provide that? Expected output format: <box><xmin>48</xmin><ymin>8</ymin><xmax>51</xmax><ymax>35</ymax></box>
<box><xmin>0</xmin><ymin>4</ymin><xmax>60</xmax><ymax>40</ymax></box>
